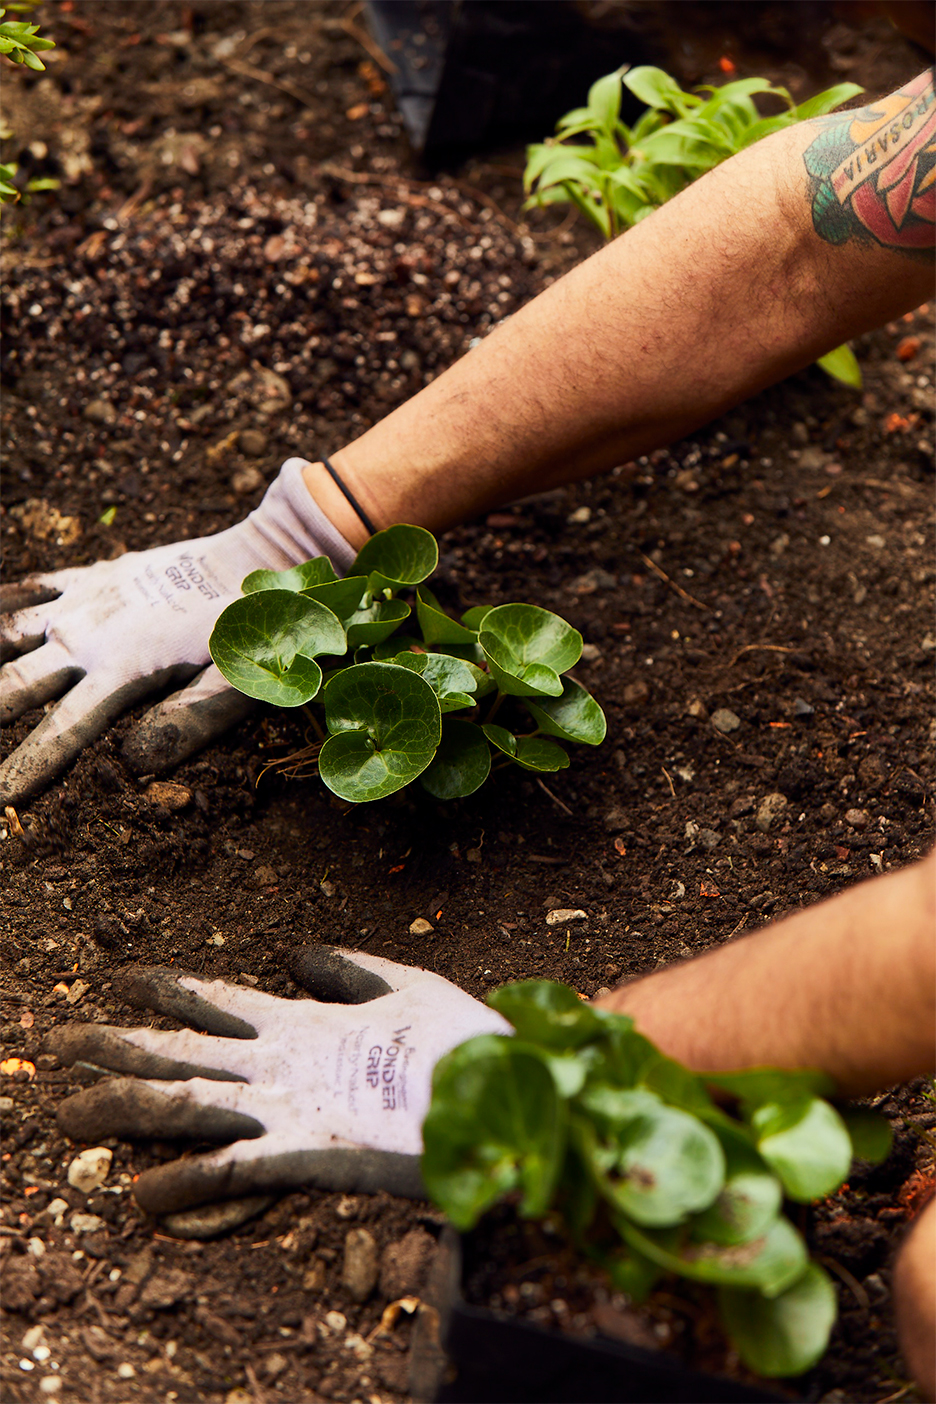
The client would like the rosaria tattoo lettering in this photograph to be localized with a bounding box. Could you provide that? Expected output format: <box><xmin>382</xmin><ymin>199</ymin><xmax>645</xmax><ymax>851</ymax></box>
<box><xmin>804</xmin><ymin>70</ymin><xmax>935</xmax><ymax>253</ymax></box>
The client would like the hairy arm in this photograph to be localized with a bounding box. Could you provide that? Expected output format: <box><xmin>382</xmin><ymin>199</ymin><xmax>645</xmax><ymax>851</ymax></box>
<box><xmin>308</xmin><ymin>71</ymin><xmax>935</xmax><ymax>546</ymax></box>
<box><xmin>594</xmin><ymin>850</ymin><xmax>936</xmax><ymax>1097</ymax></box>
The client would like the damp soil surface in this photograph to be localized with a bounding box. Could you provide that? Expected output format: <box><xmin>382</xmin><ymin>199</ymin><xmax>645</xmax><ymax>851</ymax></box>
<box><xmin>1</xmin><ymin>4</ymin><xmax>935</xmax><ymax>1402</ymax></box>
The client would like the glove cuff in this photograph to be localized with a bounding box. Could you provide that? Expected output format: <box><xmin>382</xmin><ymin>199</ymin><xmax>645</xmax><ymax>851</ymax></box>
<box><xmin>248</xmin><ymin>458</ymin><xmax>358</xmax><ymax>576</ymax></box>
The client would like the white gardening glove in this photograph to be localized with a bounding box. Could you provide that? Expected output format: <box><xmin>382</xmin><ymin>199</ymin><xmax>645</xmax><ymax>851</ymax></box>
<box><xmin>0</xmin><ymin>459</ymin><xmax>354</xmax><ymax>803</ymax></box>
<box><xmin>49</xmin><ymin>947</ymin><xmax>510</xmax><ymax>1215</ymax></box>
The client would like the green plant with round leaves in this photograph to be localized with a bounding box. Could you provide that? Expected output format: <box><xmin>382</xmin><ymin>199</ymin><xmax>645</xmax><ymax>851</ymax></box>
<box><xmin>524</xmin><ymin>64</ymin><xmax>864</xmax><ymax>389</ymax></box>
<box><xmin>209</xmin><ymin>523</ymin><xmax>606</xmax><ymax>803</ymax></box>
<box><xmin>422</xmin><ymin>977</ymin><xmax>893</xmax><ymax>1380</ymax></box>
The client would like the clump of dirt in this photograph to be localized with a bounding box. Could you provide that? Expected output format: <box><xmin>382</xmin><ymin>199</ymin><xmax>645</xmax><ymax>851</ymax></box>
<box><xmin>1</xmin><ymin>4</ymin><xmax>934</xmax><ymax>1402</ymax></box>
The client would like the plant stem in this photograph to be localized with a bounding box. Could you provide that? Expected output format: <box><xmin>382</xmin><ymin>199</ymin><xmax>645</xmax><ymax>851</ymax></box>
<box><xmin>485</xmin><ymin>691</ymin><xmax>505</xmax><ymax>725</ymax></box>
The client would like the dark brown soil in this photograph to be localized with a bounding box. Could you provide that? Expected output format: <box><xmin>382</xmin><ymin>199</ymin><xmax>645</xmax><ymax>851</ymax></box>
<box><xmin>1</xmin><ymin>4</ymin><xmax>934</xmax><ymax>1402</ymax></box>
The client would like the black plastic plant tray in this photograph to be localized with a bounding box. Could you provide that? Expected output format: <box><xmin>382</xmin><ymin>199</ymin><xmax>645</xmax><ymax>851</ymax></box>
<box><xmin>427</xmin><ymin>1230</ymin><xmax>787</xmax><ymax>1404</ymax></box>
<box><xmin>364</xmin><ymin>0</ymin><xmax>646</xmax><ymax>157</ymax></box>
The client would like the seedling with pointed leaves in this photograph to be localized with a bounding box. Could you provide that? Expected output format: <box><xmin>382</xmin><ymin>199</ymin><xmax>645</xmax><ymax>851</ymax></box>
<box><xmin>524</xmin><ymin>65</ymin><xmax>864</xmax><ymax>388</ymax></box>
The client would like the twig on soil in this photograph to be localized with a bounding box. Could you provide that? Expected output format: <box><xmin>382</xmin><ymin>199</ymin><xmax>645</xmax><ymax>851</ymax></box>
<box><xmin>115</xmin><ymin>177</ymin><xmax>153</xmax><ymax>224</ymax></box>
<box><xmin>637</xmin><ymin>551</ymin><xmax>708</xmax><ymax>611</ymax></box>
<box><xmin>449</xmin><ymin>177</ymin><xmax>525</xmax><ymax>234</ymax></box>
<box><xmin>661</xmin><ymin>766</ymin><xmax>676</xmax><ymax>798</ymax></box>
<box><xmin>219</xmin><ymin>56</ymin><xmax>320</xmax><ymax>110</ymax></box>
<box><xmin>536</xmin><ymin>778</ymin><xmax>574</xmax><ymax>816</ymax></box>
<box><xmin>874</xmin><ymin>1388</ymin><xmax>914</xmax><ymax>1404</ymax></box>
<box><xmin>245</xmin><ymin>1363</ymin><xmax>269</xmax><ymax>1403</ymax></box>
<box><xmin>860</xmin><ymin>477</ymin><xmax>919</xmax><ymax>497</ymax></box>
<box><xmin>728</xmin><ymin>642</ymin><xmax>794</xmax><ymax>667</ymax></box>
<box><xmin>337</xmin><ymin>11</ymin><xmax>399</xmax><ymax>74</ymax></box>
<box><xmin>234</xmin><ymin>27</ymin><xmax>274</xmax><ymax>59</ymax></box>
<box><xmin>818</xmin><ymin>1253</ymin><xmax>870</xmax><ymax>1311</ymax></box>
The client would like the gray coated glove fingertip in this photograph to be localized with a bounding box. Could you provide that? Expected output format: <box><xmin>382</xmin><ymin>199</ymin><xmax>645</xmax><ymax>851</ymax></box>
<box><xmin>121</xmin><ymin>689</ymin><xmax>256</xmax><ymax>774</ymax></box>
<box><xmin>291</xmin><ymin>946</ymin><xmax>393</xmax><ymax>1004</ymax></box>
<box><xmin>114</xmin><ymin>964</ymin><xmax>258</xmax><ymax>1039</ymax></box>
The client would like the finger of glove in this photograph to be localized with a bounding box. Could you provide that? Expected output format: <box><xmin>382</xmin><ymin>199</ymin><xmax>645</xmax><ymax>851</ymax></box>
<box><xmin>114</xmin><ymin>964</ymin><xmax>263</xmax><ymax>1037</ymax></box>
<box><xmin>133</xmin><ymin>1144</ymin><xmax>425</xmax><ymax>1215</ymax></box>
<box><xmin>0</xmin><ymin>570</ymin><xmax>81</xmax><ymax>618</ymax></box>
<box><xmin>0</xmin><ymin>640</ymin><xmax>78</xmax><ymax>722</ymax></box>
<box><xmin>0</xmin><ymin>671</ymin><xmax>162</xmax><ymax>806</ymax></box>
<box><xmin>57</xmin><ymin>1077</ymin><xmax>264</xmax><ymax>1145</ymax></box>
<box><xmin>0</xmin><ymin>600</ymin><xmax>56</xmax><ymax>662</ymax></box>
<box><xmin>47</xmin><ymin>1023</ymin><xmax>250</xmax><ymax>1082</ymax></box>
<box><xmin>290</xmin><ymin>945</ymin><xmax>394</xmax><ymax>1004</ymax></box>
<box><xmin>299</xmin><ymin>946</ymin><xmax>441</xmax><ymax>994</ymax></box>
<box><xmin>121</xmin><ymin>665</ymin><xmax>256</xmax><ymax>775</ymax></box>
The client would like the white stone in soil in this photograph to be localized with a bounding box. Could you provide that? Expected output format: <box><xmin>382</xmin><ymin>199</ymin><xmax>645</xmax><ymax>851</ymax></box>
<box><xmin>67</xmin><ymin>1146</ymin><xmax>112</xmax><ymax>1194</ymax></box>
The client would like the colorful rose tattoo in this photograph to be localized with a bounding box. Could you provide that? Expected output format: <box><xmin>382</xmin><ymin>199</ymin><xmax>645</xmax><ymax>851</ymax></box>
<box><xmin>804</xmin><ymin>70</ymin><xmax>935</xmax><ymax>255</ymax></box>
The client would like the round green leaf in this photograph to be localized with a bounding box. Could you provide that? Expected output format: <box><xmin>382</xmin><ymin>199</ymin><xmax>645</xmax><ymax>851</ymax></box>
<box><xmin>480</xmin><ymin>604</ymin><xmax>582</xmax><ymax>698</ymax></box>
<box><xmin>719</xmin><ymin>1263</ymin><xmax>837</xmax><ymax>1377</ymax></box>
<box><xmin>488</xmin><ymin>979</ymin><xmax>615</xmax><ymax>1051</ymax></box>
<box><xmin>416</xmin><ymin>585</ymin><xmax>478</xmax><ymax>645</ymax></box>
<box><xmin>351</xmin><ymin>523</ymin><xmax>438</xmax><ymax>593</ymax></box>
<box><xmin>704</xmin><ymin>1067</ymin><xmax>834</xmax><ymax>1106</ymax></box>
<box><xmin>241</xmin><ymin>557</ymin><xmax>337</xmax><ymax>595</ymax></box>
<box><xmin>209</xmin><ymin>591</ymin><xmax>346</xmax><ymax>706</ymax></box>
<box><xmin>461</xmin><ymin>605</ymin><xmax>493</xmax><ymax>631</ymax></box>
<box><xmin>691</xmin><ymin>1130</ymin><xmax>783</xmax><ymax>1246</ymax></box>
<box><xmin>515</xmin><ymin>737</ymin><xmax>570</xmax><ymax>772</ymax></box>
<box><xmin>481</xmin><ymin>726</ymin><xmax>568</xmax><ymax>772</ymax></box>
<box><xmin>619</xmin><ymin>1212</ymin><xmax>808</xmax><ymax>1297</ymax></box>
<box><xmin>319</xmin><ymin>662</ymin><xmax>441</xmax><ymax>802</ymax></box>
<box><xmin>579</xmin><ymin>1086</ymin><xmax>724</xmax><ymax>1227</ymax></box>
<box><xmin>302</xmin><ymin>575</ymin><xmax>368</xmax><ymax>620</ymax></box>
<box><xmin>841</xmin><ymin>1107</ymin><xmax>893</xmax><ymax>1164</ymax></box>
<box><xmin>389</xmin><ymin>651</ymin><xmax>479</xmax><ymax>713</ymax></box>
<box><xmin>422</xmin><ymin>1036</ymin><xmax>566</xmax><ymax>1230</ymax></box>
<box><xmin>752</xmin><ymin>1098</ymin><xmax>852</xmax><ymax>1202</ymax></box>
<box><xmin>524</xmin><ymin>678</ymin><xmax>607</xmax><ymax>746</ymax></box>
<box><xmin>482</xmin><ymin>723</ymin><xmax>517</xmax><ymax>758</ymax></box>
<box><xmin>344</xmin><ymin>598</ymin><xmax>411</xmax><ymax>648</ymax></box>
<box><xmin>420</xmin><ymin>720</ymin><xmax>491</xmax><ymax>799</ymax></box>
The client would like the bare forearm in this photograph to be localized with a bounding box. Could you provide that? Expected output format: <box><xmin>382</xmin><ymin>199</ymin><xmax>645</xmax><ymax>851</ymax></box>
<box><xmin>595</xmin><ymin>851</ymin><xmax>936</xmax><ymax>1097</ymax></box>
<box><xmin>309</xmin><ymin>75</ymin><xmax>934</xmax><ymax>544</ymax></box>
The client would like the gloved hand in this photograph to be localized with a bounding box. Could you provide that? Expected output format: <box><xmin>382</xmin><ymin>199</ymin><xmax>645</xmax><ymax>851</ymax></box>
<box><xmin>49</xmin><ymin>947</ymin><xmax>510</xmax><ymax>1218</ymax></box>
<box><xmin>0</xmin><ymin>459</ymin><xmax>354</xmax><ymax>804</ymax></box>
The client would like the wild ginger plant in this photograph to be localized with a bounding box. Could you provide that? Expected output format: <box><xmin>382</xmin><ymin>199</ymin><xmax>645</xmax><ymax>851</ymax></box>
<box><xmin>209</xmin><ymin>524</ymin><xmax>606</xmax><ymax>803</ymax></box>
<box><xmin>422</xmin><ymin>980</ymin><xmax>892</xmax><ymax>1378</ymax></box>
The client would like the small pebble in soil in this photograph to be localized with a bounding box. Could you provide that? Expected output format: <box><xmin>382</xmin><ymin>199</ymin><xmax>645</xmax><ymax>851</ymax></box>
<box><xmin>711</xmin><ymin>708</ymin><xmax>741</xmax><ymax>734</ymax></box>
<box><xmin>845</xmin><ymin>808</ymin><xmax>870</xmax><ymax>830</ymax></box>
<box><xmin>545</xmin><ymin>908</ymin><xmax>588</xmax><ymax>926</ymax></box>
<box><xmin>756</xmin><ymin>793</ymin><xmax>789</xmax><ymax>833</ymax></box>
<box><xmin>70</xmin><ymin>1212</ymin><xmax>106</xmax><ymax>1234</ymax></box>
<box><xmin>342</xmin><ymin>1227</ymin><xmax>379</xmax><ymax>1302</ymax></box>
<box><xmin>238</xmin><ymin>429</ymin><xmax>268</xmax><ymax>457</ymax></box>
<box><xmin>409</xmin><ymin>917</ymin><xmax>434</xmax><ymax>935</ymax></box>
<box><xmin>143</xmin><ymin>781</ymin><xmax>192</xmax><ymax>811</ymax></box>
<box><xmin>161</xmin><ymin>1194</ymin><xmax>274</xmax><ymax>1239</ymax></box>
<box><xmin>67</xmin><ymin>1146</ymin><xmax>112</xmax><ymax>1194</ymax></box>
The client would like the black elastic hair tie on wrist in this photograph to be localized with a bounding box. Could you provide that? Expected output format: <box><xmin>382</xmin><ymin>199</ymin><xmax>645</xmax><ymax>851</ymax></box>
<box><xmin>320</xmin><ymin>456</ymin><xmax>378</xmax><ymax>537</ymax></box>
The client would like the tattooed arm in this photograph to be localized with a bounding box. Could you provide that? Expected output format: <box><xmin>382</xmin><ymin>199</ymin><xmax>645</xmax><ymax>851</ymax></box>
<box><xmin>308</xmin><ymin>72</ymin><xmax>935</xmax><ymax>543</ymax></box>
<box><xmin>4</xmin><ymin>76</ymin><xmax>933</xmax><ymax>802</ymax></box>
<box><xmin>804</xmin><ymin>69</ymin><xmax>935</xmax><ymax>254</ymax></box>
